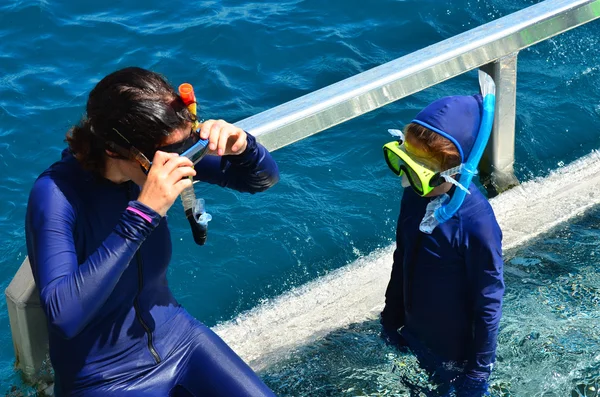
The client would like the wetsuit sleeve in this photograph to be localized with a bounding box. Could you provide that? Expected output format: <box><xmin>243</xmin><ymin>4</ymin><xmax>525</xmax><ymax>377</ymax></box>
<box><xmin>464</xmin><ymin>216</ymin><xmax>504</xmax><ymax>379</ymax></box>
<box><xmin>193</xmin><ymin>132</ymin><xmax>279</xmax><ymax>193</ymax></box>
<box><xmin>380</xmin><ymin>213</ymin><xmax>406</xmax><ymax>330</ymax></box>
<box><xmin>26</xmin><ymin>177</ymin><xmax>161</xmax><ymax>340</ymax></box>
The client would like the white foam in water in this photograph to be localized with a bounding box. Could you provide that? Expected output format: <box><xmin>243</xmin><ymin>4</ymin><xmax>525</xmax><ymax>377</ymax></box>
<box><xmin>213</xmin><ymin>150</ymin><xmax>600</xmax><ymax>371</ymax></box>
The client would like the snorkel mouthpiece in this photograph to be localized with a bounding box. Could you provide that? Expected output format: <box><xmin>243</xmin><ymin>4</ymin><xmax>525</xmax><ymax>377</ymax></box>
<box><xmin>181</xmin><ymin>191</ymin><xmax>212</xmax><ymax>246</ymax></box>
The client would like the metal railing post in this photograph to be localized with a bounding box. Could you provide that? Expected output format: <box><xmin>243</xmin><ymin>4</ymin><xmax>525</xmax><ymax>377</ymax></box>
<box><xmin>480</xmin><ymin>54</ymin><xmax>521</xmax><ymax>196</ymax></box>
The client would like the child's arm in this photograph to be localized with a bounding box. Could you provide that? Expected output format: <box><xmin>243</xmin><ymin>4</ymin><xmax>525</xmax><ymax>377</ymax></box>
<box><xmin>381</xmin><ymin>214</ymin><xmax>407</xmax><ymax>332</ymax></box>
<box><xmin>381</xmin><ymin>241</ymin><xmax>406</xmax><ymax>331</ymax></box>
<box><xmin>465</xmin><ymin>217</ymin><xmax>504</xmax><ymax>380</ymax></box>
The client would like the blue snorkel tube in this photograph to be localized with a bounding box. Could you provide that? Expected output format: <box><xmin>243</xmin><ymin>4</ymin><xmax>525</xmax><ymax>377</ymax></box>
<box><xmin>420</xmin><ymin>70</ymin><xmax>496</xmax><ymax>234</ymax></box>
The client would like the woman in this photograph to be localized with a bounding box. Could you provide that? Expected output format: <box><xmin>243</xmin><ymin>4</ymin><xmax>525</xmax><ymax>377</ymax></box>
<box><xmin>25</xmin><ymin>67</ymin><xmax>279</xmax><ymax>396</ymax></box>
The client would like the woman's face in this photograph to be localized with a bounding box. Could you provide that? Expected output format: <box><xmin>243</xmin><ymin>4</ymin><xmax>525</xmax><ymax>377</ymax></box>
<box><xmin>125</xmin><ymin>125</ymin><xmax>193</xmax><ymax>185</ymax></box>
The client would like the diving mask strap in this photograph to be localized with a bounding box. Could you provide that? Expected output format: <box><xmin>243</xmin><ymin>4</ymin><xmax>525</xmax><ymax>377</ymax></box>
<box><xmin>419</xmin><ymin>165</ymin><xmax>475</xmax><ymax>233</ymax></box>
<box><xmin>439</xmin><ymin>164</ymin><xmax>472</xmax><ymax>194</ymax></box>
<box><xmin>90</xmin><ymin>126</ymin><xmax>152</xmax><ymax>172</ymax></box>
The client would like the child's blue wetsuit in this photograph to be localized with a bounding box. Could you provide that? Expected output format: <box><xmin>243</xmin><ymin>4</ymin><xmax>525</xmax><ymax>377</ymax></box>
<box><xmin>382</xmin><ymin>183</ymin><xmax>504</xmax><ymax>387</ymax></box>
<box><xmin>25</xmin><ymin>133</ymin><xmax>279</xmax><ymax>397</ymax></box>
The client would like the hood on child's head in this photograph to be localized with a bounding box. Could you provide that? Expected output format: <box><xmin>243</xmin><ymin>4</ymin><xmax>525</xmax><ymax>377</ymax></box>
<box><xmin>411</xmin><ymin>94</ymin><xmax>483</xmax><ymax>162</ymax></box>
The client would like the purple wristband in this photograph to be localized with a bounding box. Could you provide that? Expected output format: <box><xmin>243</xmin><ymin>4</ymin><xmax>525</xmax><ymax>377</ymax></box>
<box><xmin>126</xmin><ymin>206</ymin><xmax>153</xmax><ymax>224</ymax></box>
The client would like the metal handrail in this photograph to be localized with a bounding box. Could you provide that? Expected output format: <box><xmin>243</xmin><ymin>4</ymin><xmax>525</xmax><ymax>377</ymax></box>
<box><xmin>236</xmin><ymin>0</ymin><xmax>600</xmax><ymax>153</ymax></box>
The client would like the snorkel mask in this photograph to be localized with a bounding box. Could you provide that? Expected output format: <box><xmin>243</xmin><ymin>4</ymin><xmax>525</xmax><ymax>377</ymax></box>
<box><xmin>383</xmin><ymin>69</ymin><xmax>496</xmax><ymax>234</ymax></box>
<box><xmin>133</xmin><ymin>126</ymin><xmax>207</xmax><ymax>175</ymax></box>
<box><xmin>383</xmin><ymin>131</ymin><xmax>467</xmax><ymax>197</ymax></box>
<box><xmin>177</xmin><ymin>83</ymin><xmax>212</xmax><ymax>245</ymax></box>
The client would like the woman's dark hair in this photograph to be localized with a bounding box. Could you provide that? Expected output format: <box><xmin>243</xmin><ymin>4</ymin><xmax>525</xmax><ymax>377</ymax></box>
<box><xmin>405</xmin><ymin>123</ymin><xmax>461</xmax><ymax>170</ymax></box>
<box><xmin>66</xmin><ymin>67</ymin><xmax>194</xmax><ymax>174</ymax></box>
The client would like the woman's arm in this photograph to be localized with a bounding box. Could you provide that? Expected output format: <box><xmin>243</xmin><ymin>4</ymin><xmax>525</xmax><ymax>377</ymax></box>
<box><xmin>194</xmin><ymin>133</ymin><xmax>279</xmax><ymax>193</ymax></box>
<box><xmin>26</xmin><ymin>177</ymin><xmax>161</xmax><ymax>339</ymax></box>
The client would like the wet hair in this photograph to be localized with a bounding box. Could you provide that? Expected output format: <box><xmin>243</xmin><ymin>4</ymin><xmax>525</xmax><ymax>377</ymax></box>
<box><xmin>65</xmin><ymin>67</ymin><xmax>195</xmax><ymax>174</ymax></box>
<box><xmin>404</xmin><ymin>122</ymin><xmax>461</xmax><ymax>170</ymax></box>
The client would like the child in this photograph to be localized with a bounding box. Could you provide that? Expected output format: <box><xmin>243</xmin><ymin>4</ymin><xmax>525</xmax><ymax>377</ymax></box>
<box><xmin>380</xmin><ymin>93</ymin><xmax>504</xmax><ymax>397</ymax></box>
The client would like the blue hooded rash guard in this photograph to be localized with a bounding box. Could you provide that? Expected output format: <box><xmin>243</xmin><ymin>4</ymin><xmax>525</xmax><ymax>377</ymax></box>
<box><xmin>25</xmin><ymin>133</ymin><xmax>279</xmax><ymax>397</ymax></box>
<box><xmin>381</xmin><ymin>95</ymin><xmax>505</xmax><ymax>381</ymax></box>
<box><xmin>384</xmin><ymin>185</ymin><xmax>504</xmax><ymax>377</ymax></box>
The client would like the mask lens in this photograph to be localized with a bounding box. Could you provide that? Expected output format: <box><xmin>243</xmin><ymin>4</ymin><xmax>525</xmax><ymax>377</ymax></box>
<box><xmin>405</xmin><ymin>166</ymin><xmax>423</xmax><ymax>194</ymax></box>
<box><xmin>383</xmin><ymin>142</ymin><xmax>432</xmax><ymax>195</ymax></box>
<box><xmin>156</xmin><ymin>128</ymin><xmax>200</xmax><ymax>155</ymax></box>
<box><xmin>384</xmin><ymin>146</ymin><xmax>404</xmax><ymax>176</ymax></box>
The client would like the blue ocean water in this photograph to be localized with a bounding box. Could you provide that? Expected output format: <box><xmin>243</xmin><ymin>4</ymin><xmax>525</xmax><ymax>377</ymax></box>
<box><xmin>0</xmin><ymin>0</ymin><xmax>599</xmax><ymax>395</ymax></box>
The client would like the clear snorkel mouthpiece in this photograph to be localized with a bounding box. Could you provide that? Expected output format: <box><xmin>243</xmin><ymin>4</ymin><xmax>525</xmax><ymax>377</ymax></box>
<box><xmin>180</xmin><ymin>187</ymin><xmax>212</xmax><ymax>245</ymax></box>
<box><xmin>419</xmin><ymin>165</ymin><xmax>475</xmax><ymax>233</ymax></box>
<box><xmin>419</xmin><ymin>193</ymin><xmax>449</xmax><ymax>233</ymax></box>
<box><xmin>194</xmin><ymin>198</ymin><xmax>213</xmax><ymax>226</ymax></box>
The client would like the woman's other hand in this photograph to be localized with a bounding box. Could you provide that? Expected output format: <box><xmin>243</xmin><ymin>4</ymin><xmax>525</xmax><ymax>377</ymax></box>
<box><xmin>199</xmin><ymin>119</ymin><xmax>248</xmax><ymax>156</ymax></box>
<box><xmin>137</xmin><ymin>152</ymin><xmax>196</xmax><ymax>216</ymax></box>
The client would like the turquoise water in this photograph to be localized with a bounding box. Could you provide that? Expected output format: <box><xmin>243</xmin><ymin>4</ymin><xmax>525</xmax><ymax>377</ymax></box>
<box><xmin>1</xmin><ymin>0</ymin><xmax>599</xmax><ymax>395</ymax></box>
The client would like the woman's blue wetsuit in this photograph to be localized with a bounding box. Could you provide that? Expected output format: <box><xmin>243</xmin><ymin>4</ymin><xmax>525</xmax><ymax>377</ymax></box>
<box><xmin>25</xmin><ymin>133</ymin><xmax>279</xmax><ymax>397</ymax></box>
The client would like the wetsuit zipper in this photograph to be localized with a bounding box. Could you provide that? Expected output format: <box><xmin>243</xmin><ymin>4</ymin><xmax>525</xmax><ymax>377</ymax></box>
<box><xmin>134</xmin><ymin>252</ymin><xmax>161</xmax><ymax>364</ymax></box>
<box><xmin>127</xmin><ymin>182</ymin><xmax>161</xmax><ymax>364</ymax></box>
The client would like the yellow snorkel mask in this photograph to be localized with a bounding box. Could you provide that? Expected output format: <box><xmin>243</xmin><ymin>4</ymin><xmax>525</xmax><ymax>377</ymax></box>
<box><xmin>383</xmin><ymin>129</ymin><xmax>466</xmax><ymax>197</ymax></box>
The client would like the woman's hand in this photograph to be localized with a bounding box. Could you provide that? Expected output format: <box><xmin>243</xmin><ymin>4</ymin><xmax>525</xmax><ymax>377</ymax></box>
<box><xmin>199</xmin><ymin>119</ymin><xmax>248</xmax><ymax>156</ymax></box>
<box><xmin>137</xmin><ymin>151</ymin><xmax>196</xmax><ymax>216</ymax></box>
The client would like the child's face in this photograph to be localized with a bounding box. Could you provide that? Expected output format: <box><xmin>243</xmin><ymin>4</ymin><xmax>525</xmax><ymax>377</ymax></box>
<box><xmin>403</xmin><ymin>136</ymin><xmax>441</xmax><ymax>171</ymax></box>
<box><xmin>404</xmin><ymin>135</ymin><xmax>453</xmax><ymax>197</ymax></box>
